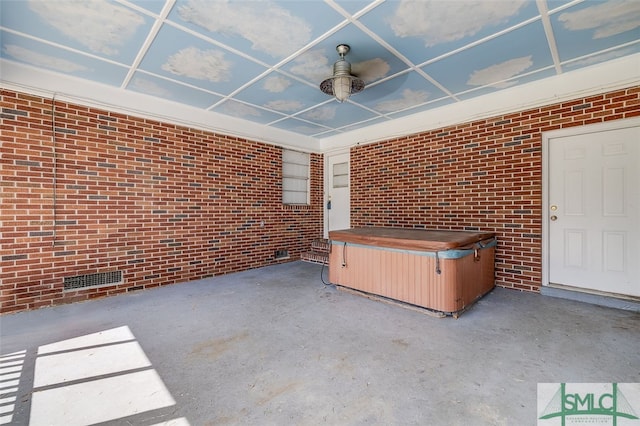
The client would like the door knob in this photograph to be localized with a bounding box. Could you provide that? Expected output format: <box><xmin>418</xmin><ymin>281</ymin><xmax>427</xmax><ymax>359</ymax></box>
<box><xmin>550</xmin><ymin>215</ymin><xmax>557</xmax><ymax>221</ymax></box>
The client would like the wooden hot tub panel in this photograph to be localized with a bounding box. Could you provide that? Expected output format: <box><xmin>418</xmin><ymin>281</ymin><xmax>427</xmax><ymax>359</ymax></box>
<box><xmin>328</xmin><ymin>228</ymin><xmax>496</xmax><ymax>316</ymax></box>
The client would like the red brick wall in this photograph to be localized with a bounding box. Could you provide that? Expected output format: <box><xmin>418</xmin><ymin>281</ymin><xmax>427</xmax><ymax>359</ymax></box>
<box><xmin>1</xmin><ymin>89</ymin><xmax>323</xmax><ymax>314</ymax></box>
<box><xmin>351</xmin><ymin>86</ymin><xmax>640</xmax><ymax>292</ymax></box>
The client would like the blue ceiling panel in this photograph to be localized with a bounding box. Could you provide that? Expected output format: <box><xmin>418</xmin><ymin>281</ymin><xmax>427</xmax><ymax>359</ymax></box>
<box><xmin>298</xmin><ymin>101</ymin><xmax>379</xmax><ymax>129</ymax></box>
<box><xmin>332</xmin><ymin>0</ymin><xmax>377</xmax><ymax>16</ymax></box>
<box><xmin>336</xmin><ymin>115</ymin><xmax>390</xmax><ymax>132</ymax></box>
<box><xmin>386</xmin><ymin>96</ymin><xmax>455</xmax><ymax>120</ymax></box>
<box><xmin>233</xmin><ymin>72</ymin><xmax>330</xmax><ymax>113</ymax></box>
<box><xmin>551</xmin><ymin>0</ymin><xmax>640</xmax><ymax>63</ymax></box>
<box><xmin>138</xmin><ymin>24</ymin><xmax>269</xmax><ymax>96</ymax></box>
<box><xmin>422</xmin><ymin>20</ymin><xmax>554</xmax><ymax>96</ymax></box>
<box><xmin>353</xmin><ymin>70</ymin><xmax>450</xmax><ymax>114</ymax></box>
<box><xmin>210</xmin><ymin>99</ymin><xmax>287</xmax><ymax>125</ymax></box>
<box><xmin>546</xmin><ymin>0</ymin><xmax>581</xmax><ymax>12</ymax></box>
<box><xmin>126</xmin><ymin>0</ymin><xmax>169</xmax><ymax>16</ymax></box>
<box><xmin>455</xmin><ymin>66</ymin><xmax>558</xmax><ymax>100</ymax></box>
<box><xmin>358</xmin><ymin>0</ymin><xmax>541</xmax><ymax>66</ymax></box>
<box><xmin>127</xmin><ymin>72</ymin><xmax>223</xmax><ymax>108</ymax></box>
<box><xmin>0</xmin><ymin>0</ymin><xmax>154</xmax><ymax>66</ymax></box>
<box><xmin>562</xmin><ymin>42</ymin><xmax>640</xmax><ymax>70</ymax></box>
<box><xmin>166</xmin><ymin>0</ymin><xmax>345</xmax><ymax>66</ymax></box>
<box><xmin>1</xmin><ymin>30</ymin><xmax>128</xmax><ymax>87</ymax></box>
<box><xmin>270</xmin><ymin>117</ymin><xmax>333</xmax><ymax>136</ymax></box>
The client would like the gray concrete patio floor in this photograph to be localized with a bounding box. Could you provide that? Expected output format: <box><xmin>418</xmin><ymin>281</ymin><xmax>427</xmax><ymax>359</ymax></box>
<box><xmin>1</xmin><ymin>261</ymin><xmax>639</xmax><ymax>425</ymax></box>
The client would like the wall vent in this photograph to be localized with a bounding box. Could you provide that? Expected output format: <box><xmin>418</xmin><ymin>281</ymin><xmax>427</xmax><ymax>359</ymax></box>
<box><xmin>63</xmin><ymin>271</ymin><xmax>122</xmax><ymax>290</ymax></box>
<box><xmin>274</xmin><ymin>249</ymin><xmax>289</xmax><ymax>259</ymax></box>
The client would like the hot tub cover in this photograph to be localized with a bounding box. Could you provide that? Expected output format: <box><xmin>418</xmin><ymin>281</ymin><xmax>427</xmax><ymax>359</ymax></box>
<box><xmin>329</xmin><ymin>227</ymin><xmax>495</xmax><ymax>252</ymax></box>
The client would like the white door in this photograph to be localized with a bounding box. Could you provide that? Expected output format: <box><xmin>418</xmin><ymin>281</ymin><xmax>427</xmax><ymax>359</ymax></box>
<box><xmin>548</xmin><ymin>125</ymin><xmax>640</xmax><ymax>297</ymax></box>
<box><xmin>325</xmin><ymin>152</ymin><xmax>350</xmax><ymax>236</ymax></box>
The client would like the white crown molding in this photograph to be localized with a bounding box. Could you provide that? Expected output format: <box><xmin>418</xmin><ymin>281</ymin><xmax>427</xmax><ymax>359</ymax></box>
<box><xmin>3</xmin><ymin>53</ymin><xmax>639</xmax><ymax>154</ymax></box>
<box><xmin>0</xmin><ymin>59</ymin><xmax>319</xmax><ymax>153</ymax></box>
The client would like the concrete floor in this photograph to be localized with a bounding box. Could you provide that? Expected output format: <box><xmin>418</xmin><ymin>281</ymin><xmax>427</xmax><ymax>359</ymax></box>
<box><xmin>1</xmin><ymin>261</ymin><xmax>638</xmax><ymax>426</ymax></box>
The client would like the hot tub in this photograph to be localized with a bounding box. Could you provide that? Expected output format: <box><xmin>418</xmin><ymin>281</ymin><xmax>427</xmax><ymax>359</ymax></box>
<box><xmin>328</xmin><ymin>227</ymin><xmax>496</xmax><ymax>317</ymax></box>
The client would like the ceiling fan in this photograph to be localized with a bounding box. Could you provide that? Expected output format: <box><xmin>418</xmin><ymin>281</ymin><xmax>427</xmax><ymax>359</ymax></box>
<box><xmin>320</xmin><ymin>44</ymin><xmax>365</xmax><ymax>103</ymax></box>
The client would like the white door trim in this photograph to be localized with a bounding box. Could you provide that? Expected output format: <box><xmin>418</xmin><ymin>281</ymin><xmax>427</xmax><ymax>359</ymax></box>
<box><xmin>541</xmin><ymin>117</ymin><xmax>640</xmax><ymax>289</ymax></box>
<box><xmin>324</xmin><ymin>148</ymin><xmax>350</xmax><ymax>238</ymax></box>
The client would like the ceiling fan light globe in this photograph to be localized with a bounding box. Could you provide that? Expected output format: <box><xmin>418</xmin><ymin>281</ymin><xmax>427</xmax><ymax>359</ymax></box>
<box><xmin>334</xmin><ymin>76</ymin><xmax>352</xmax><ymax>103</ymax></box>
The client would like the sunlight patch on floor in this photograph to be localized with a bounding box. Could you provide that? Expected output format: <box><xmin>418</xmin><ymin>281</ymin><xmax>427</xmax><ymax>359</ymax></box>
<box><xmin>0</xmin><ymin>326</ymin><xmax>189</xmax><ymax>425</ymax></box>
<box><xmin>30</xmin><ymin>369</ymin><xmax>175</xmax><ymax>425</ymax></box>
<box><xmin>0</xmin><ymin>350</ymin><xmax>26</xmax><ymax>425</ymax></box>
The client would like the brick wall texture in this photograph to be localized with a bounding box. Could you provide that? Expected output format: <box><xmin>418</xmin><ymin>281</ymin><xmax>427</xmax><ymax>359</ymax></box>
<box><xmin>2</xmin><ymin>86</ymin><xmax>639</xmax><ymax>313</ymax></box>
<box><xmin>1</xmin><ymin>89</ymin><xmax>323</xmax><ymax>314</ymax></box>
<box><xmin>351</xmin><ymin>86</ymin><xmax>639</xmax><ymax>292</ymax></box>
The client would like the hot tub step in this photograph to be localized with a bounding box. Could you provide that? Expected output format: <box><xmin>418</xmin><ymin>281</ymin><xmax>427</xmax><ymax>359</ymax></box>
<box><xmin>301</xmin><ymin>239</ymin><xmax>330</xmax><ymax>265</ymax></box>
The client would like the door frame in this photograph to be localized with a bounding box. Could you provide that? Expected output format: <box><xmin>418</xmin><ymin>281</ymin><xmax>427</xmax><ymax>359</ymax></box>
<box><xmin>324</xmin><ymin>148</ymin><xmax>350</xmax><ymax>239</ymax></box>
<box><xmin>541</xmin><ymin>117</ymin><xmax>640</xmax><ymax>291</ymax></box>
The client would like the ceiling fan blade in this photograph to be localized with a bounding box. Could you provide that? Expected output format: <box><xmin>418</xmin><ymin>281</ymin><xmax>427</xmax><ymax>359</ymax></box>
<box><xmin>351</xmin><ymin>58</ymin><xmax>392</xmax><ymax>83</ymax></box>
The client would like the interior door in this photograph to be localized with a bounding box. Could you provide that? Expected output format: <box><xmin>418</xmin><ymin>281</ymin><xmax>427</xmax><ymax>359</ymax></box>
<box><xmin>326</xmin><ymin>152</ymin><xmax>350</xmax><ymax>236</ymax></box>
<box><xmin>548</xmin><ymin>125</ymin><xmax>640</xmax><ymax>297</ymax></box>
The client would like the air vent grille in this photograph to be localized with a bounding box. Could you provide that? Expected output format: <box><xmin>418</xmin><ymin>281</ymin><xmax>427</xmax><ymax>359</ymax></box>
<box><xmin>274</xmin><ymin>249</ymin><xmax>289</xmax><ymax>259</ymax></box>
<box><xmin>64</xmin><ymin>271</ymin><xmax>122</xmax><ymax>290</ymax></box>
